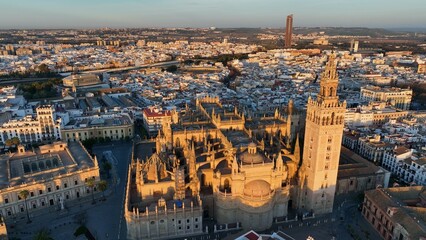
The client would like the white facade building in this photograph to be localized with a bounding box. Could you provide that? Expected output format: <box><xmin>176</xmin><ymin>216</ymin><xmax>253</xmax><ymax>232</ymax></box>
<box><xmin>382</xmin><ymin>146</ymin><xmax>426</xmax><ymax>186</ymax></box>
<box><xmin>360</xmin><ymin>85</ymin><xmax>412</xmax><ymax>110</ymax></box>
<box><xmin>0</xmin><ymin>105</ymin><xmax>61</xmax><ymax>145</ymax></box>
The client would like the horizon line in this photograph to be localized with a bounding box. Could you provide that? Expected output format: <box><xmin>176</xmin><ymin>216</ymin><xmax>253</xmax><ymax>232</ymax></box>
<box><xmin>1</xmin><ymin>26</ymin><xmax>426</xmax><ymax>31</ymax></box>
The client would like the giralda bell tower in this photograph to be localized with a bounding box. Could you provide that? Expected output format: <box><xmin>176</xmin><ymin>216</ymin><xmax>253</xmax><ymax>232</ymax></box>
<box><xmin>298</xmin><ymin>54</ymin><xmax>346</xmax><ymax>214</ymax></box>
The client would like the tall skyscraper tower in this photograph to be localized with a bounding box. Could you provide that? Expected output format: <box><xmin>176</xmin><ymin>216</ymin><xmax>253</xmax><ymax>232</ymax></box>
<box><xmin>285</xmin><ymin>14</ymin><xmax>293</xmax><ymax>48</ymax></box>
<box><xmin>297</xmin><ymin>54</ymin><xmax>346</xmax><ymax>214</ymax></box>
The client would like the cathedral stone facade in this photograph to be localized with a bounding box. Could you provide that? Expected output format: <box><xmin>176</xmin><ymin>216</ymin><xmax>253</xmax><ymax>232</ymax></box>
<box><xmin>213</xmin><ymin>143</ymin><xmax>290</xmax><ymax>231</ymax></box>
<box><xmin>125</xmin><ymin>55</ymin><xmax>344</xmax><ymax>239</ymax></box>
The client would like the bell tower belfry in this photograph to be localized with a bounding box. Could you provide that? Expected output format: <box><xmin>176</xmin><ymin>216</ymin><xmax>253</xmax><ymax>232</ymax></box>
<box><xmin>318</xmin><ymin>54</ymin><xmax>339</xmax><ymax>104</ymax></box>
<box><xmin>298</xmin><ymin>54</ymin><xmax>346</xmax><ymax>214</ymax></box>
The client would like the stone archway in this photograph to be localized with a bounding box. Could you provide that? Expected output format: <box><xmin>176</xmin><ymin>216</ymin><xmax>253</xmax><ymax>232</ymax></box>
<box><xmin>200</xmin><ymin>173</ymin><xmax>206</xmax><ymax>187</ymax></box>
<box><xmin>224</xmin><ymin>178</ymin><xmax>230</xmax><ymax>192</ymax></box>
<box><xmin>214</xmin><ymin>159</ymin><xmax>228</xmax><ymax>170</ymax></box>
<box><xmin>175</xmin><ymin>137</ymin><xmax>181</xmax><ymax>148</ymax></box>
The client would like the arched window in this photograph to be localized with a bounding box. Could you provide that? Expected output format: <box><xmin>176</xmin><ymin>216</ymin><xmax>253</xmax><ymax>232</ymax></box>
<box><xmin>52</xmin><ymin>158</ymin><xmax>59</xmax><ymax>167</ymax></box>
<box><xmin>175</xmin><ymin>137</ymin><xmax>181</xmax><ymax>148</ymax></box>
<box><xmin>224</xmin><ymin>179</ymin><xmax>230</xmax><ymax>190</ymax></box>
<box><xmin>38</xmin><ymin>161</ymin><xmax>45</xmax><ymax>170</ymax></box>
<box><xmin>23</xmin><ymin>163</ymin><xmax>31</xmax><ymax>173</ymax></box>
<box><xmin>200</xmin><ymin>174</ymin><xmax>206</xmax><ymax>187</ymax></box>
<box><xmin>330</xmin><ymin>87</ymin><xmax>334</xmax><ymax>97</ymax></box>
<box><xmin>31</xmin><ymin>162</ymin><xmax>38</xmax><ymax>172</ymax></box>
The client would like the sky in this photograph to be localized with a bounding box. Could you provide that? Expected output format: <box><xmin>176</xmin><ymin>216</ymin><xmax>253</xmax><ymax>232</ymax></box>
<box><xmin>0</xmin><ymin>0</ymin><xmax>425</xmax><ymax>29</ymax></box>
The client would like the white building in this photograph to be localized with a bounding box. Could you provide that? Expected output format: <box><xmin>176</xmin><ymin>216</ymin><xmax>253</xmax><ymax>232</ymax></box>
<box><xmin>345</xmin><ymin>109</ymin><xmax>374</xmax><ymax>126</ymax></box>
<box><xmin>382</xmin><ymin>146</ymin><xmax>426</xmax><ymax>186</ymax></box>
<box><xmin>0</xmin><ymin>105</ymin><xmax>61</xmax><ymax>145</ymax></box>
<box><xmin>141</xmin><ymin>106</ymin><xmax>174</xmax><ymax>136</ymax></box>
<box><xmin>360</xmin><ymin>85</ymin><xmax>412</xmax><ymax>110</ymax></box>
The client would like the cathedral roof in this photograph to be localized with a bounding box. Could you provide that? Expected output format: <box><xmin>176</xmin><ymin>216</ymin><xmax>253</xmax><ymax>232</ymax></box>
<box><xmin>248</xmin><ymin>142</ymin><xmax>257</xmax><ymax>148</ymax></box>
<box><xmin>239</xmin><ymin>150</ymin><xmax>267</xmax><ymax>164</ymax></box>
<box><xmin>142</xmin><ymin>153</ymin><xmax>170</xmax><ymax>182</ymax></box>
<box><xmin>239</xmin><ymin>143</ymin><xmax>271</xmax><ymax>165</ymax></box>
<box><xmin>243</xmin><ymin>180</ymin><xmax>271</xmax><ymax>197</ymax></box>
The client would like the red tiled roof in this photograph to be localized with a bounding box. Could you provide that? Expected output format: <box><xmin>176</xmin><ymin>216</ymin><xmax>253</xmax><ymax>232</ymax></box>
<box><xmin>143</xmin><ymin>108</ymin><xmax>171</xmax><ymax>117</ymax></box>
<box><xmin>244</xmin><ymin>231</ymin><xmax>260</xmax><ymax>240</ymax></box>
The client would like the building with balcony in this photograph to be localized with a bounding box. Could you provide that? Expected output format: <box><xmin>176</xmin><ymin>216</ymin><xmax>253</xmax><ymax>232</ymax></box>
<box><xmin>358</xmin><ymin>135</ymin><xmax>393</xmax><ymax>165</ymax></box>
<box><xmin>141</xmin><ymin>107</ymin><xmax>174</xmax><ymax>137</ymax></box>
<box><xmin>382</xmin><ymin>146</ymin><xmax>426</xmax><ymax>186</ymax></box>
<box><xmin>0</xmin><ymin>105</ymin><xmax>61</xmax><ymax>145</ymax></box>
<box><xmin>61</xmin><ymin>113</ymin><xmax>133</xmax><ymax>142</ymax></box>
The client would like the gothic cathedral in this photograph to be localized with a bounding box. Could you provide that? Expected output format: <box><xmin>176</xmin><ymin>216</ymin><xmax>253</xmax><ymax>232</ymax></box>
<box><xmin>125</xmin><ymin>54</ymin><xmax>347</xmax><ymax>239</ymax></box>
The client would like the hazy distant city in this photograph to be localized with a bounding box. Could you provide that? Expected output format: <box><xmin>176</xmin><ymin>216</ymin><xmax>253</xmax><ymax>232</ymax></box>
<box><xmin>0</xmin><ymin>1</ymin><xmax>425</xmax><ymax>240</ymax></box>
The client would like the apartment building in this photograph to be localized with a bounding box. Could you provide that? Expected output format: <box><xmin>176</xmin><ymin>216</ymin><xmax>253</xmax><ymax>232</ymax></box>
<box><xmin>382</xmin><ymin>146</ymin><xmax>426</xmax><ymax>186</ymax></box>
<box><xmin>360</xmin><ymin>85</ymin><xmax>412</xmax><ymax>110</ymax></box>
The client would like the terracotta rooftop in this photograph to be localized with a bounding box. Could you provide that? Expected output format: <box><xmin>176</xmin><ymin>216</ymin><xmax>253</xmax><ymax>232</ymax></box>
<box><xmin>365</xmin><ymin>186</ymin><xmax>426</xmax><ymax>239</ymax></box>
<box><xmin>243</xmin><ymin>231</ymin><xmax>260</xmax><ymax>240</ymax></box>
<box><xmin>143</xmin><ymin>108</ymin><xmax>171</xmax><ymax>117</ymax></box>
<box><xmin>338</xmin><ymin>147</ymin><xmax>386</xmax><ymax>179</ymax></box>
<box><xmin>393</xmin><ymin>146</ymin><xmax>411</xmax><ymax>155</ymax></box>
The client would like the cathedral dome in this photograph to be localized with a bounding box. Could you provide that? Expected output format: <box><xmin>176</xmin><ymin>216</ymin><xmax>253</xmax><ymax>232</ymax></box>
<box><xmin>248</xmin><ymin>142</ymin><xmax>257</xmax><ymax>148</ymax></box>
<box><xmin>239</xmin><ymin>143</ymin><xmax>267</xmax><ymax>164</ymax></box>
<box><xmin>243</xmin><ymin>180</ymin><xmax>271</xmax><ymax>197</ymax></box>
<box><xmin>239</xmin><ymin>150</ymin><xmax>265</xmax><ymax>164</ymax></box>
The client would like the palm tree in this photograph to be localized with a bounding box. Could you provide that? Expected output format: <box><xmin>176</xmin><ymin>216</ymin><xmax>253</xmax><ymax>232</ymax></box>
<box><xmin>97</xmin><ymin>180</ymin><xmax>108</xmax><ymax>200</ymax></box>
<box><xmin>33</xmin><ymin>228</ymin><xmax>53</xmax><ymax>240</ymax></box>
<box><xmin>85</xmin><ymin>178</ymin><xmax>96</xmax><ymax>204</ymax></box>
<box><xmin>18</xmin><ymin>190</ymin><xmax>31</xmax><ymax>223</ymax></box>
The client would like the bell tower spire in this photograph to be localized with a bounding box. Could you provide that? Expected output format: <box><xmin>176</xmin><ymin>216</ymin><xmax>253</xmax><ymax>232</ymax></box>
<box><xmin>318</xmin><ymin>54</ymin><xmax>339</xmax><ymax>104</ymax></box>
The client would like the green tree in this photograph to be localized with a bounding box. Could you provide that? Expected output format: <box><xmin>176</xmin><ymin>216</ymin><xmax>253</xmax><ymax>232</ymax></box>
<box><xmin>165</xmin><ymin>65</ymin><xmax>178</xmax><ymax>73</ymax></box>
<box><xmin>5</xmin><ymin>139</ymin><xmax>13</xmax><ymax>147</ymax></box>
<box><xmin>11</xmin><ymin>137</ymin><xmax>20</xmax><ymax>146</ymax></box>
<box><xmin>37</xmin><ymin>63</ymin><xmax>50</xmax><ymax>73</ymax></box>
<box><xmin>33</xmin><ymin>228</ymin><xmax>53</xmax><ymax>240</ymax></box>
<box><xmin>85</xmin><ymin>178</ymin><xmax>96</xmax><ymax>204</ymax></box>
<box><xmin>102</xmin><ymin>161</ymin><xmax>112</xmax><ymax>178</ymax></box>
<box><xmin>81</xmin><ymin>138</ymin><xmax>97</xmax><ymax>152</ymax></box>
<box><xmin>18</xmin><ymin>190</ymin><xmax>31</xmax><ymax>223</ymax></box>
<box><xmin>97</xmin><ymin>180</ymin><xmax>108</xmax><ymax>200</ymax></box>
<box><xmin>17</xmin><ymin>78</ymin><xmax>60</xmax><ymax>100</ymax></box>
